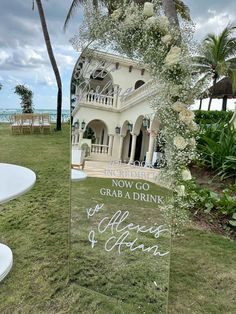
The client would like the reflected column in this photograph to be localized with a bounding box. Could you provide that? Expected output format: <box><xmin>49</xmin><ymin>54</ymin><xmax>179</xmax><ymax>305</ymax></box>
<box><xmin>146</xmin><ymin>132</ymin><xmax>155</xmax><ymax>166</ymax></box>
<box><xmin>108</xmin><ymin>134</ymin><xmax>114</xmax><ymax>156</ymax></box>
<box><xmin>118</xmin><ymin>135</ymin><xmax>124</xmax><ymax>161</ymax></box>
<box><xmin>129</xmin><ymin>133</ymin><xmax>137</xmax><ymax>164</ymax></box>
<box><xmin>78</xmin><ymin>130</ymin><xmax>84</xmax><ymax>143</ymax></box>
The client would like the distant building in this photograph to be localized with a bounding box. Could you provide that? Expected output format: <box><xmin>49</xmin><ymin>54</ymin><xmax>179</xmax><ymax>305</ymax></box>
<box><xmin>72</xmin><ymin>49</ymin><xmax>161</xmax><ymax>165</ymax></box>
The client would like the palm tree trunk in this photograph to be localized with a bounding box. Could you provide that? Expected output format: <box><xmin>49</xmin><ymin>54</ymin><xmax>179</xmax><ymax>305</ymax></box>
<box><xmin>35</xmin><ymin>0</ymin><xmax>62</xmax><ymax>131</ymax></box>
<box><xmin>161</xmin><ymin>0</ymin><xmax>180</xmax><ymax>27</ymax></box>
<box><xmin>199</xmin><ymin>98</ymin><xmax>202</xmax><ymax>110</ymax></box>
<box><xmin>208</xmin><ymin>77</ymin><xmax>217</xmax><ymax>111</ymax></box>
<box><xmin>207</xmin><ymin>97</ymin><xmax>213</xmax><ymax>111</ymax></box>
<box><xmin>222</xmin><ymin>95</ymin><xmax>227</xmax><ymax>111</ymax></box>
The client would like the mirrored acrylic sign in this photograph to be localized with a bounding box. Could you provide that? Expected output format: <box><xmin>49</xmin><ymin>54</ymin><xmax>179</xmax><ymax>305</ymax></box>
<box><xmin>70</xmin><ymin>48</ymin><xmax>172</xmax><ymax>313</ymax></box>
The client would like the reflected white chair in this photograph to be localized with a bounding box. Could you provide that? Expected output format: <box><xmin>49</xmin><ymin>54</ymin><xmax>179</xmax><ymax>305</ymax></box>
<box><xmin>71</xmin><ymin>146</ymin><xmax>85</xmax><ymax>170</ymax></box>
<box><xmin>71</xmin><ymin>146</ymin><xmax>87</xmax><ymax>181</ymax></box>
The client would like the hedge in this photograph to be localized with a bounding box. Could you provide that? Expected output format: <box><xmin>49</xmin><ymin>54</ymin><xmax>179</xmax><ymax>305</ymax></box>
<box><xmin>194</xmin><ymin>110</ymin><xmax>233</xmax><ymax>124</ymax></box>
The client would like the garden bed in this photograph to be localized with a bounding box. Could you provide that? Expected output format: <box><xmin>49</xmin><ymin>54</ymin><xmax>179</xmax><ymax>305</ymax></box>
<box><xmin>190</xmin><ymin>164</ymin><xmax>236</xmax><ymax>240</ymax></box>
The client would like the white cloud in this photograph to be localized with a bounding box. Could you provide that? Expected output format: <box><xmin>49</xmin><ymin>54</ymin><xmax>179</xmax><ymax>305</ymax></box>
<box><xmin>42</xmin><ymin>75</ymin><xmax>56</xmax><ymax>87</ymax></box>
<box><xmin>56</xmin><ymin>53</ymin><xmax>75</xmax><ymax>69</ymax></box>
<box><xmin>207</xmin><ymin>9</ymin><xmax>216</xmax><ymax>15</ymax></box>
<box><xmin>0</xmin><ymin>51</ymin><xmax>10</xmax><ymax>64</ymax></box>
<box><xmin>194</xmin><ymin>11</ymin><xmax>236</xmax><ymax>40</ymax></box>
<box><xmin>6</xmin><ymin>75</ymin><xmax>23</xmax><ymax>86</ymax></box>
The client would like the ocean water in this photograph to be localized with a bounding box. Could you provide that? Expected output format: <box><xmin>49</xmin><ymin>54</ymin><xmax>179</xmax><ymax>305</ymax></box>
<box><xmin>0</xmin><ymin>109</ymin><xmax>70</xmax><ymax>123</ymax></box>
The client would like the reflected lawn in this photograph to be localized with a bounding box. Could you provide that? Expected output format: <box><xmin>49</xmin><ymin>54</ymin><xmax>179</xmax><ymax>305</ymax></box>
<box><xmin>70</xmin><ymin>178</ymin><xmax>172</xmax><ymax>314</ymax></box>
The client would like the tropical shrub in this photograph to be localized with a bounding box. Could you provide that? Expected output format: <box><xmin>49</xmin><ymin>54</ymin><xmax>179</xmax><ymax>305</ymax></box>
<box><xmin>185</xmin><ymin>180</ymin><xmax>236</xmax><ymax>228</ymax></box>
<box><xmin>14</xmin><ymin>84</ymin><xmax>34</xmax><ymax>113</ymax></box>
<box><xmin>217</xmin><ymin>156</ymin><xmax>236</xmax><ymax>179</ymax></box>
<box><xmin>197</xmin><ymin>122</ymin><xmax>236</xmax><ymax>179</ymax></box>
<box><xmin>194</xmin><ymin>110</ymin><xmax>233</xmax><ymax>125</ymax></box>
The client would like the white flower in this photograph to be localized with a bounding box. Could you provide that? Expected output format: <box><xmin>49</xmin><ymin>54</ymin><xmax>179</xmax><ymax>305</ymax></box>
<box><xmin>172</xmin><ymin>101</ymin><xmax>187</xmax><ymax>112</ymax></box>
<box><xmin>189</xmin><ymin>122</ymin><xmax>198</xmax><ymax>132</ymax></box>
<box><xmin>182</xmin><ymin>169</ymin><xmax>192</xmax><ymax>181</ymax></box>
<box><xmin>143</xmin><ymin>2</ymin><xmax>154</xmax><ymax>17</ymax></box>
<box><xmin>170</xmin><ymin>86</ymin><xmax>180</xmax><ymax>97</ymax></box>
<box><xmin>176</xmin><ymin>185</ymin><xmax>185</xmax><ymax>196</ymax></box>
<box><xmin>164</xmin><ymin>46</ymin><xmax>182</xmax><ymax>67</ymax></box>
<box><xmin>157</xmin><ymin>16</ymin><xmax>169</xmax><ymax>32</ymax></box>
<box><xmin>111</xmin><ymin>8</ymin><xmax>123</xmax><ymax>21</ymax></box>
<box><xmin>189</xmin><ymin>137</ymin><xmax>196</xmax><ymax>147</ymax></box>
<box><xmin>179</xmin><ymin>109</ymin><xmax>194</xmax><ymax>125</ymax></box>
<box><xmin>173</xmin><ymin>135</ymin><xmax>187</xmax><ymax>150</ymax></box>
<box><xmin>145</xmin><ymin>16</ymin><xmax>158</xmax><ymax>27</ymax></box>
<box><xmin>124</xmin><ymin>14</ymin><xmax>137</xmax><ymax>27</ymax></box>
<box><xmin>161</xmin><ymin>34</ymin><xmax>172</xmax><ymax>45</ymax></box>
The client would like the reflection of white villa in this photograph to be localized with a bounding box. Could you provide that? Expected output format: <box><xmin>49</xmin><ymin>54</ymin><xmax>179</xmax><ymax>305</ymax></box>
<box><xmin>72</xmin><ymin>50</ymin><xmax>161</xmax><ymax>165</ymax></box>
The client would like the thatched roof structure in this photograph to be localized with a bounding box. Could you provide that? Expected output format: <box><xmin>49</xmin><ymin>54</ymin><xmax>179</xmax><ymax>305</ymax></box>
<box><xmin>207</xmin><ymin>77</ymin><xmax>236</xmax><ymax>99</ymax></box>
<box><xmin>198</xmin><ymin>77</ymin><xmax>236</xmax><ymax>111</ymax></box>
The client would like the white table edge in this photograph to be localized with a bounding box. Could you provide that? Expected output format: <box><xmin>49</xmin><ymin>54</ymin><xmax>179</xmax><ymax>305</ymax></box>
<box><xmin>0</xmin><ymin>178</ymin><xmax>36</xmax><ymax>205</ymax></box>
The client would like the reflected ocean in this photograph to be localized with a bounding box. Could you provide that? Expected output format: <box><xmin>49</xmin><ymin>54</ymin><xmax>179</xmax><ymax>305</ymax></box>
<box><xmin>0</xmin><ymin>109</ymin><xmax>70</xmax><ymax>123</ymax></box>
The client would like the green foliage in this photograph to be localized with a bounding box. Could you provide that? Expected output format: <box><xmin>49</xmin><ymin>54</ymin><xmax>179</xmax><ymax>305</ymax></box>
<box><xmin>217</xmin><ymin>156</ymin><xmax>236</xmax><ymax>179</ymax></box>
<box><xmin>229</xmin><ymin>213</ymin><xmax>236</xmax><ymax>226</ymax></box>
<box><xmin>194</xmin><ymin>110</ymin><xmax>233</xmax><ymax>125</ymax></box>
<box><xmin>84</xmin><ymin>126</ymin><xmax>96</xmax><ymax>143</ymax></box>
<box><xmin>185</xmin><ymin>180</ymin><xmax>219</xmax><ymax>213</ymax></box>
<box><xmin>186</xmin><ymin>180</ymin><xmax>236</xmax><ymax>227</ymax></box>
<box><xmin>197</xmin><ymin>122</ymin><xmax>236</xmax><ymax>179</ymax></box>
<box><xmin>216</xmin><ymin>189</ymin><xmax>236</xmax><ymax>215</ymax></box>
<box><xmin>14</xmin><ymin>84</ymin><xmax>34</xmax><ymax>113</ymax></box>
<box><xmin>193</xmin><ymin>24</ymin><xmax>236</xmax><ymax>92</ymax></box>
<box><xmin>0</xmin><ymin>83</ymin><xmax>2</xmax><ymax>90</ymax></box>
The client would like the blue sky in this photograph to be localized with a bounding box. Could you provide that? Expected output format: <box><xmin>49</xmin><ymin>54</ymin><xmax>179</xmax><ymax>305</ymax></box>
<box><xmin>0</xmin><ymin>0</ymin><xmax>236</xmax><ymax>111</ymax></box>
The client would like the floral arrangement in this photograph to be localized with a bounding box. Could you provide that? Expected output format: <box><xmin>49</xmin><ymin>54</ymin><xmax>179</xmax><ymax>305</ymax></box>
<box><xmin>72</xmin><ymin>0</ymin><xmax>202</xmax><ymax>234</ymax></box>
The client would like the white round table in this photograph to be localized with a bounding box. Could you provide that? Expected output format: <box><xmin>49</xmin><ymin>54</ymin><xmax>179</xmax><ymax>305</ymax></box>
<box><xmin>0</xmin><ymin>244</ymin><xmax>13</xmax><ymax>282</ymax></box>
<box><xmin>71</xmin><ymin>169</ymin><xmax>87</xmax><ymax>181</ymax></box>
<box><xmin>0</xmin><ymin>163</ymin><xmax>36</xmax><ymax>282</ymax></box>
<box><xmin>0</xmin><ymin>163</ymin><xmax>36</xmax><ymax>204</ymax></box>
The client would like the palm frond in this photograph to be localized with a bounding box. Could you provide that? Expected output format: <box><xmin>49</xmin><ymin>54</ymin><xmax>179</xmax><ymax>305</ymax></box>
<box><xmin>192</xmin><ymin>73</ymin><xmax>211</xmax><ymax>95</ymax></box>
<box><xmin>226</xmin><ymin>57</ymin><xmax>236</xmax><ymax>65</ymax></box>
<box><xmin>195</xmin><ymin>24</ymin><xmax>236</xmax><ymax>87</ymax></box>
<box><xmin>228</xmin><ymin>68</ymin><xmax>236</xmax><ymax>92</ymax></box>
<box><xmin>174</xmin><ymin>0</ymin><xmax>191</xmax><ymax>21</ymax></box>
<box><xmin>64</xmin><ymin>0</ymin><xmax>84</xmax><ymax>31</ymax></box>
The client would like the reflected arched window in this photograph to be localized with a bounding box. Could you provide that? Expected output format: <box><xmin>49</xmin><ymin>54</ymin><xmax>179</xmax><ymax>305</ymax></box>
<box><xmin>134</xmin><ymin>80</ymin><xmax>145</xmax><ymax>90</ymax></box>
<box><xmin>90</xmin><ymin>69</ymin><xmax>108</xmax><ymax>81</ymax></box>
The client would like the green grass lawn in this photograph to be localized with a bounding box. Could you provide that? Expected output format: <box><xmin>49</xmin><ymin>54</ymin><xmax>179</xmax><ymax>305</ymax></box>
<box><xmin>0</xmin><ymin>123</ymin><xmax>70</xmax><ymax>313</ymax></box>
<box><xmin>70</xmin><ymin>178</ymin><xmax>171</xmax><ymax>313</ymax></box>
<box><xmin>0</xmin><ymin>123</ymin><xmax>236</xmax><ymax>313</ymax></box>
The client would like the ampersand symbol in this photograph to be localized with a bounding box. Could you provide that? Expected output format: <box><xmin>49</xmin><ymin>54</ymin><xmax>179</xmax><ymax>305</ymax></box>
<box><xmin>88</xmin><ymin>230</ymin><xmax>97</xmax><ymax>248</ymax></box>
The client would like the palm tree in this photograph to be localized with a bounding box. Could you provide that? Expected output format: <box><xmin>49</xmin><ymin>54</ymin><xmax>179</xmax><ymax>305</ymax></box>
<box><xmin>64</xmin><ymin>0</ymin><xmax>190</xmax><ymax>31</ymax></box>
<box><xmin>193</xmin><ymin>24</ymin><xmax>236</xmax><ymax>111</ymax></box>
<box><xmin>0</xmin><ymin>83</ymin><xmax>2</xmax><ymax>91</ymax></box>
<box><xmin>34</xmin><ymin>0</ymin><xmax>62</xmax><ymax>131</ymax></box>
<box><xmin>64</xmin><ymin>0</ymin><xmax>97</xmax><ymax>31</ymax></box>
<box><xmin>162</xmin><ymin>0</ymin><xmax>179</xmax><ymax>27</ymax></box>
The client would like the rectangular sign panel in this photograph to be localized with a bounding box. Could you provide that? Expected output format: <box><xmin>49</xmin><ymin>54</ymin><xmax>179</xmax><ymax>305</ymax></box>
<box><xmin>70</xmin><ymin>49</ymin><xmax>172</xmax><ymax>313</ymax></box>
